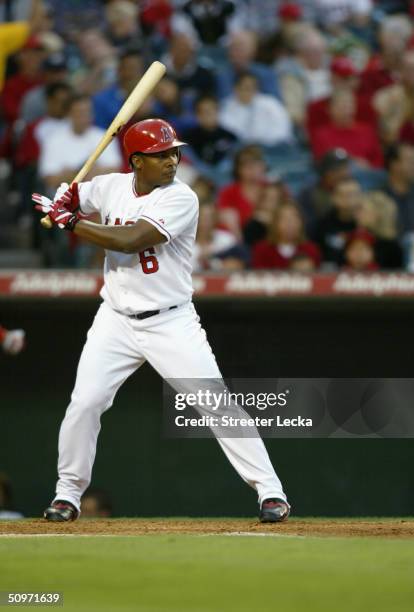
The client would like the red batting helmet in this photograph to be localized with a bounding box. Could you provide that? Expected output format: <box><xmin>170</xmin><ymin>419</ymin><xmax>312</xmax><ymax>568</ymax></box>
<box><xmin>123</xmin><ymin>118</ymin><xmax>187</xmax><ymax>158</ymax></box>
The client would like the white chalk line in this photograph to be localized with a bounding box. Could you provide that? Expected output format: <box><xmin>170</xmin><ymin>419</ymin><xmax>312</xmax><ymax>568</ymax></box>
<box><xmin>204</xmin><ymin>532</ymin><xmax>305</xmax><ymax>538</ymax></box>
<box><xmin>0</xmin><ymin>532</ymin><xmax>305</xmax><ymax>539</ymax></box>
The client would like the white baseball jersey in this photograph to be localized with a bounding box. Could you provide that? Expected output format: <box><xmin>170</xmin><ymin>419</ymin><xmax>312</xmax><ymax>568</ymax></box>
<box><xmin>77</xmin><ymin>173</ymin><xmax>199</xmax><ymax>314</ymax></box>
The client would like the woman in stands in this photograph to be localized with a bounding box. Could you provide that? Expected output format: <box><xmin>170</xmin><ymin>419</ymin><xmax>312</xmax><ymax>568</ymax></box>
<box><xmin>252</xmin><ymin>201</ymin><xmax>321</xmax><ymax>270</ymax></box>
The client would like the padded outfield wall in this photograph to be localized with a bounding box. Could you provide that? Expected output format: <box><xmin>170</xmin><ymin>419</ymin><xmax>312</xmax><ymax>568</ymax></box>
<box><xmin>1</xmin><ymin>271</ymin><xmax>414</xmax><ymax>517</ymax></box>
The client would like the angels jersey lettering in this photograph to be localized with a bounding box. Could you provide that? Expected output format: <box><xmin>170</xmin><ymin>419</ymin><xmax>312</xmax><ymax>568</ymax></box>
<box><xmin>78</xmin><ymin>173</ymin><xmax>198</xmax><ymax>313</ymax></box>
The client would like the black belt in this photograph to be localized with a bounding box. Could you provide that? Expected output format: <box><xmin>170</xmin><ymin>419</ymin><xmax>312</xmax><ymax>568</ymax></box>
<box><xmin>128</xmin><ymin>305</ymin><xmax>177</xmax><ymax>320</ymax></box>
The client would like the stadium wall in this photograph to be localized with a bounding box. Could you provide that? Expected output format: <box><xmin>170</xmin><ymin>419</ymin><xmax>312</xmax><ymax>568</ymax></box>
<box><xmin>2</xmin><ymin>296</ymin><xmax>414</xmax><ymax>518</ymax></box>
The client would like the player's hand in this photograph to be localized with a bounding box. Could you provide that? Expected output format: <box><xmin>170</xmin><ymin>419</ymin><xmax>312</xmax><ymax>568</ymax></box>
<box><xmin>32</xmin><ymin>193</ymin><xmax>79</xmax><ymax>231</ymax></box>
<box><xmin>54</xmin><ymin>182</ymin><xmax>80</xmax><ymax>213</ymax></box>
<box><xmin>2</xmin><ymin>329</ymin><xmax>25</xmax><ymax>355</ymax></box>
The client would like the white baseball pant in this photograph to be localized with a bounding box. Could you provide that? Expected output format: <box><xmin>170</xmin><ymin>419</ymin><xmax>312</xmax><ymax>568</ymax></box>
<box><xmin>53</xmin><ymin>301</ymin><xmax>288</xmax><ymax>511</ymax></box>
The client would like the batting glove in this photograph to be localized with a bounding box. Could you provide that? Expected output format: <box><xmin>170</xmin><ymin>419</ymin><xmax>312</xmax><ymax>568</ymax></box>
<box><xmin>2</xmin><ymin>329</ymin><xmax>25</xmax><ymax>355</ymax></box>
<box><xmin>32</xmin><ymin>193</ymin><xmax>79</xmax><ymax>231</ymax></box>
<box><xmin>54</xmin><ymin>182</ymin><xmax>80</xmax><ymax>213</ymax></box>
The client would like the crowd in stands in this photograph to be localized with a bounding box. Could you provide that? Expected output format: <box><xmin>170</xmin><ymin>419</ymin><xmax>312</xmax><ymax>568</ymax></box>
<box><xmin>1</xmin><ymin>0</ymin><xmax>414</xmax><ymax>272</ymax></box>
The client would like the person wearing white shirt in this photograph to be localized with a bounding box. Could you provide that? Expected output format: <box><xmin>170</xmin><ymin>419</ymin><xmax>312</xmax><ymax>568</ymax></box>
<box><xmin>219</xmin><ymin>72</ymin><xmax>292</xmax><ymax>146</ymax></box>
<box><xmin>39</xmin><ymin>94</ymin><xmax>122</xmax><ymax>194</ymax></box>
<box><xmin>33</xmin><ymin>118</ymin><xmax>290</xmax><ymax>525</ymax></box>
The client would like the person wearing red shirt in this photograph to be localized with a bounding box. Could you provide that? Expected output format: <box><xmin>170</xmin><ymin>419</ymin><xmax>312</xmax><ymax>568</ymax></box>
<box><xmin>359</xmin><ymin>15</ymin><xmax>412</xmax><ymax>103</ymax></box>
<box><xmin>307</xmin><ymin>56</ymin><xmax>376</xmax><ymax>140</ymax></box>
<box><xmin>252</xmin><ymin>201</ymin><xmax>321</xmax><ymax>270</ymax></box>
<box><xmin>217</xmin><ymin>144</ymin><xmax>267</xmax><ymax>238</ymax></box>
<box><xmin>310</xmin><ymin>90</ymin><xmax>384</xmax><ymax>168</ymax></box>
<box><xmin>343</xmin><ymin>229</ymin><xmax>379</xmax><ymax>271</ymax></box>
<box><xmin>2</xmin><ymin>36</ymin><xmax>45</xmax><ymax>125</ymax></box>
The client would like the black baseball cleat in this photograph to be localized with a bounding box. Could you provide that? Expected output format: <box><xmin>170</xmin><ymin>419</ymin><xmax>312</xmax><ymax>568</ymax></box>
<box><xmin>43</xmin><ymin>500</ymin><xmax>79</xmax><ymax>522</ymax></box>
<box><xmin>259</xmin><ymin>498</ymin><xmax>290</xmax><ymax>523</ymax></box>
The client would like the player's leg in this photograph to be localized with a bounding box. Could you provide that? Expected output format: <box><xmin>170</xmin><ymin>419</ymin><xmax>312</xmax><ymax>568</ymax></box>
<box><xmin>53</xmin><ymin>302</ymin><xmax>145</xmax><ymax>511</ymax></box>
<box><xmin>141</xmin><ymin>303</ymin><xmax>288</xmax><ymax>507</ymax></box>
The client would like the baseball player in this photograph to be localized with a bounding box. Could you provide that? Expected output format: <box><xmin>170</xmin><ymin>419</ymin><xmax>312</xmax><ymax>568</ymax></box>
<box><xmin>0</xmin><ymin>326</ymin><xmax>25</xmax><ymax>355</ymax></box>
<box><xmin>32</xmin><ymin>118</ymin><xmax>290</xmax><ymax>523</ymax></box>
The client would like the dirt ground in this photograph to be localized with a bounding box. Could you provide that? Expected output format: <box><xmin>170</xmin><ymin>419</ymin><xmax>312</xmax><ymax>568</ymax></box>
<box><xmin>1</xmin><ymin>518</ymin><xmax>414</xmax><ymax>538</ymax></box>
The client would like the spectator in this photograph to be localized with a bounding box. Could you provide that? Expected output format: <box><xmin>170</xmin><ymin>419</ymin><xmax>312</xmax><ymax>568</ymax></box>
<box><xmin>0</xmin><ymin>0</ymin><xmax>46</xmax><ymax>91</ymax></box>
<box><xmin>355</xmin><ymin>191</ymin><xmax>403</xmax><ymax>269</ymax></box>
<box><xmin>39</xmin><ymin>94</ymin><xmax>122</xmax><ymax>192</ymax></box>
<box><xmin>299</xmin><ymin>148</ymin><xmax>351</xmax><ymax>233</ymax></box>
<box><xmin>252</xmin><ymin>201</ymin><xmax>321</xmax><ymax>270</ymax></box>
<box><xmin>380</xmin><ymin>143</ymin><xmax>414</xmax><ymax>235</ymax></box>
<box><xmin>2</xmin><ymin>35</ymin><xmax>45</xmax><ymax>125</ymax></box>
<box><xmin>310</xmin><ymin>1</ymin><xmax>373</xmax><ymax>67</ymax></box>
<box><xmin>326</xmin><ymin>17</ymin><xmax>372</xmax><ymax>70</ymax></box>
<box><xmin>243</xmin><ymin>179</ymin><xmax>288</xmax><ymax>247</ymax></box>
<box><xmin>192</xmin><ymin>175</ymin><xmax>216</xmax><ymax>205</ymax></box>
<box><xmin>216</xmin><ymin>29</ymin><xmax>280</xmax><ymax>99</ymax></box>
<box><xmin>18</xmin><ymin>83</ymin><xmax>71</xmax><ymax>161</ymax></box>
<box><xmin>93</xmin><ymin>49</ymin><xmax>144</xmax><ymax>130</ymax></box>
<box><xmin>81</xmin><ymin>488</ymin><xmax>112</xmax><ymax>518</ymax></box>
<box><xmin>20</xmin><ymin>52</ymin><xmax>68</xmax><ymax>124</ymax></box>
<box><xmin>306</xmin><ymin>56</ymin><xmax>375</xmax><ymax>140</ymax></box>
<box><xmin>278</xmin><ymin>2</ymin><xmax>304</xmax><ymax>25</ymax></box>
<box><xmin>343</xmin><ymin>228</ymin><xmax>378</xmax><ymax>271</ymax></box>
<box><xmin>315</xmin><ymin>176</ymin><xmax>360</xmax><ymax>265</ymax></box>
<box><xmin>310</xmin><ymin>90</ymin><xmax>384</xmax><ymax>168</ymax></box>
<box><xmin>374</xmin><ymin>50</ymin><xmax>414</xmax><ymax>146</ymax></box>
<box><xmin>71</xmin><ymin>29</ymin><xmax>117</xmax><ymax>96</ymax></box>
<box><xmin>178</xmin><ymin>0</ymin><xmax>237</xmax><ymax>45</ymax></box>
<box><xmin>230</xmin><ymin>0</ymin><xmax>283</xmax><ymax>35</ymax></box>
<box><xmin>219</xmin><ymin>72</ymin><xmax>292</xmax><ymax>147</ymax></box>
<box><xmin>46</xmin><ymin>0</ymin><xmax>105</xmax><ymax>38</ymax></box>
<box><xmin>277</xmin><ymin>25</ymin><xmax>331</xmax><ymax>128</ymax></box>
<box><xmin>105</xmin><ymin>1</ymin><xmax>141</xmax><ymax>51</ymax></box>
<box><xmin>162</xmin><ymin>30</ymin><xmax>216</xmax><ymax>101</ymax></box>
<box><xmin>217</xmin><ymin>144</ymin><xmax>267</xmax><ymax>238</ymax></box>
<box><xmin>289</xmin><ymin>252</ymin><xmax>319</xmax><ymax>272</ymax></box>
<box><xmin>32</xmin><ymin>4</ymin><xmax>65</xmax><ymax>56</ymax></box>
<box><xmin>0</xmin><ymin>472</ymin><xmax>23</xmax><ymax>519</ymax></box>
<box><xmin>265</xmin><ymin>4</ymin><xmax>305</xmax><ymax>68</ymax></box>
<box><xmin>192</xmin><ymin>201</ymin><xmax>244</xmax><ymax>272</ymax></box>
<box><xmin>359</xmin><ymin>15</ymin><xmax>413</xmax><ymax>102</ymax></box>
<box><xmin>313</xmin><ymin>0</ymin><xmax>373</xmax><ymax>31</ymax></box>
<box><xmin>15</xmin><ymin>82</ymin><xmax>72</xmax><ymax>218</ymax></box>
<box><xmin>151</xmin><ymin>75</ymin><xmax>196</xmax><ymax>134</ymax></box>
<box><xmin>139</xmin><ymin>0</ymin><xmax>173</xmax><ymax>41</ymax></box>
<box><xmin>183</xmin><ymin>94</ymin><xmax>237</xmax><ymax>167</ymax></box>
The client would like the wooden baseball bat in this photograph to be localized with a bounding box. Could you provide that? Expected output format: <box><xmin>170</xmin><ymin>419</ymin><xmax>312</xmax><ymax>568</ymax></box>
<box><xmin>41</xmin><ymin>61</ymin><xmax>166</xmax><ymax>228</ymax></box>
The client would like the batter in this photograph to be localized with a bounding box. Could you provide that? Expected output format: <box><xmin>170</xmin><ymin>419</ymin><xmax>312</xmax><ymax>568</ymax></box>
<box><xmin>32</xmin><ymin>118</ymin><xmax>290</xmax><ymax>523</ymax></box>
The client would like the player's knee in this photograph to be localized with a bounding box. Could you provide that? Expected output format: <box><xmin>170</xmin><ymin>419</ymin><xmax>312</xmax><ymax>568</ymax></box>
<box><xmin>69</xmin><ymin>386</ymin><xmax>114</xmax><ymax>414</ymax></box>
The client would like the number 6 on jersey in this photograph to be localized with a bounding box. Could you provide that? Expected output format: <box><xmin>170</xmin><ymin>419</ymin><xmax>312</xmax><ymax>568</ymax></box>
<box><xmin>139</xmin><ymin>248</ymin><xmax>159</xmax><ymax>274</ymax></box>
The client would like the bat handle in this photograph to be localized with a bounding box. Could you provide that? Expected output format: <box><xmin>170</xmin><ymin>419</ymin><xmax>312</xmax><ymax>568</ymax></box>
<box><xmin>40</xmin><ymin>171</ymin><xmax>85</xmax><ymax>230</ymax></box>
<box><xmin>41</xmin><ymin>215</ymin><xmax>53</xmax><ymax>229</ymax></box>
